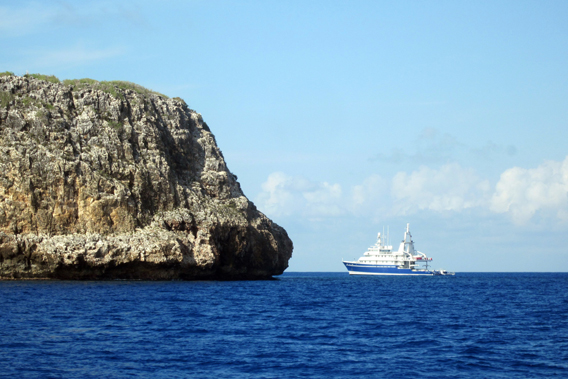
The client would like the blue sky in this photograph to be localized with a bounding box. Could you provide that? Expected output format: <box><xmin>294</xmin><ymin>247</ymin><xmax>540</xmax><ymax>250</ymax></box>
<box><xmin>2</xmin><ymin>0</ymin><xmax>568</xmax><ymax>271</ymax></box>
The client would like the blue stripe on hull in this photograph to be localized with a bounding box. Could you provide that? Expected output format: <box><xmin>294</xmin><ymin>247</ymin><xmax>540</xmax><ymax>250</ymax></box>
<box><xmin>343</xmin><ymin>262</ymin><xmax>433</xmax><ymax>276</ymax></box>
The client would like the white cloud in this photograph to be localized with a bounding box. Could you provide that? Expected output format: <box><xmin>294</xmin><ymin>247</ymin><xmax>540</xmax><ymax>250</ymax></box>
<box><xmin>370</xmin><ymin>128</ymin><xmax>517</xmax><ymax>165</ymax></box>
<box><xmin>0</xmin><ymin>3</ymin><xmax>58</xmax><ymax>36</ymax></box>
<box><xmin>470</xmin><ymin>141</ymin><xmax>517</xmax><ymax>159</ymax></box>
<box><xmin>490</xmin><ymin>157</ymin><xmax>568</xmax><ymax>224</ymax></box>
<box><xmin>0</xmin><ymin>2</ymin><xmax>127</xmax><ymax>70</ymax></box>
<box><xmin>4</xmin><ymin>44</ymin><xmax>125</xmax><ymax>73</ymax></box>
<box><xmin>255</xmin><ymin>172</ymin><xmax>298</xmax><ymax>217</ymax></box>
<box><xmin>391</xmin><ymin>163</ymin><xmax>490</xmax><ymax>215</ymax></box>
<box><xmin>370</xmin><ymin>128</ymin><xmax>464</xmax><ymax>164</ymax></box>
<box><xmin>0</xmin><ymin>1</ymin><xmax>149</xmax><ymax>37</ymax></box>
<box><xmin>25</xmin><ymin>44</ymin><xmax>125</xmax><ymax>69</ymax></box>
<box><xmin>257</xmin><ymin>156</ymin><xmax>568</xmax><ymax>226</ymax></box>
<box><xmin>255</xmin><ymin>172</ymin><xmax>344</xmax><ymax>219</ymax></box>
<box><xmin>349</xmin><ymin>174</ymin><xmax>389</xmax><ymax>217</ymax></box>
<box><xmin>302</xmin><ymin>182</ymin><xmax>343</xmax><ymax>217</ymax></box>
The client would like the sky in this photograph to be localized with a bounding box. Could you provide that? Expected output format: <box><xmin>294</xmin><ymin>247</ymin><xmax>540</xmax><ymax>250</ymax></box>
<box><xmin>1</xmin><ymin>0</ymin><xmax>567</xmax><ymax>272</ymax></box>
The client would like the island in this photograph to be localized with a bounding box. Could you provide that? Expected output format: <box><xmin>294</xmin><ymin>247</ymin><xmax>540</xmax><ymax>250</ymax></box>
<box><xmin>0</xmin><ymin>73</ymin><xmax>293</xmax><ymax>280</ymax></box>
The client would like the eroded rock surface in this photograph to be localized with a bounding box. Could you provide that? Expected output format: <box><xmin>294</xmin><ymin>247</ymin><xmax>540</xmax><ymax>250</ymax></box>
<box><xmin>0</xmin><ymin>75</ymin><xmax>292</xmax><ymax>279</ymax></box>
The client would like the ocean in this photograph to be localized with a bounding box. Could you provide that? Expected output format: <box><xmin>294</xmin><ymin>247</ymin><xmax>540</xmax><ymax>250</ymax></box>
<box><xmin>1</xmin><ymin>272</ymin><xmax>567</xmax><ymax>378</ymax></box>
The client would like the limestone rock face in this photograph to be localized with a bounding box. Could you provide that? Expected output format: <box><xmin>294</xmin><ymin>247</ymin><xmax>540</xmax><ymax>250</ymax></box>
<box><xmin>0</xmin><ymin>75</ymin><xmax>292</xmax><ymax>279</ymax></box>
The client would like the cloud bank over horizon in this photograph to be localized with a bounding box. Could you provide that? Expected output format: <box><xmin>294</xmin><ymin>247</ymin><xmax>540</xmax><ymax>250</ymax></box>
<box><xmin>256</xmin><ymin>156</ymin><xmax>568</xmax><ymax>226</ymax></box>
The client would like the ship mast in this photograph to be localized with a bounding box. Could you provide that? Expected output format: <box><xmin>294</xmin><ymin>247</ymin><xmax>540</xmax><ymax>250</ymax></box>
<box><xmin>403</xmin><ymin>223</ymin><xmax>414</xmax><ymax>257</ymax></box>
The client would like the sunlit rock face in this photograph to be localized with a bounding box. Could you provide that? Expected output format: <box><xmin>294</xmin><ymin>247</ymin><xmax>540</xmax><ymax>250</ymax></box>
<box><xmin>0</xmin><ymin>75</ymin><xmax>292</xmax><ymax>280</ymax></box>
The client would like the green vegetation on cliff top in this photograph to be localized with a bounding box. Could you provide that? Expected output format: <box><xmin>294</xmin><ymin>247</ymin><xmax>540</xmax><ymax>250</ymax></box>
<box><xmin>2</xmin><ymin>72</ymin><xmax>170</xmax><ymax>100</ymax></box>
<box><xmin>25</xmin><ymin>73</ymin><xmax>60</xmax><ymax>84</ymax></box>
<box><xmin>63</xmin><ymin>78</ymin><xmax>169</xmax><ymax>99</ymax></box>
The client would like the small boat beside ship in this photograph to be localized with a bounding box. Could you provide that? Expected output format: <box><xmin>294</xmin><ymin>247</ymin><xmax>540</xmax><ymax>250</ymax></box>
<box><xmin>343</xmin><ymin>224</ymin><xmax>454</xmax><ymax>276</ymax></box>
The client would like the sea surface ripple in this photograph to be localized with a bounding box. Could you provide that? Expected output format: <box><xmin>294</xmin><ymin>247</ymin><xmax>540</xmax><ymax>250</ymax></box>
<box><xmin>1</xmin><ymin>273</ymin><xmax>567</xmax><ymax>378</ymax></box>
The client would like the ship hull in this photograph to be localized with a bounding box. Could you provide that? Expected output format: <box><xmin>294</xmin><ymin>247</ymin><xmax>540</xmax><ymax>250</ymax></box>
<box><xmin>343</xmin><ymin>262</ymin><xmax>433</xmax><ymax>276</ymax></box>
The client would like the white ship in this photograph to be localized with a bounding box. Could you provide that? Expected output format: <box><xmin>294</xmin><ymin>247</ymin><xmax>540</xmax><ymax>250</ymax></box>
<box><xmin>343</xmin><ymin>224</ymin><xmax>454</xmax><ymax>276</ymax></box>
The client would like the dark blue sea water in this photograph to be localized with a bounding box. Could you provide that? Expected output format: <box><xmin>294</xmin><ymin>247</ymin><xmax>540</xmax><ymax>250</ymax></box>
<box><xmin>1</xmin><ymin>273</ymin><xmax>567</xmax><ymax>378</ymax></box>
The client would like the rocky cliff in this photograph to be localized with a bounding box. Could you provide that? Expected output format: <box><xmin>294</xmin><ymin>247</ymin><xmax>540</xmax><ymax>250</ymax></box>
<box><xmin>0</xmin><ymin>74</ymin><xmax>292</xmax><ymax>280</ymax></box>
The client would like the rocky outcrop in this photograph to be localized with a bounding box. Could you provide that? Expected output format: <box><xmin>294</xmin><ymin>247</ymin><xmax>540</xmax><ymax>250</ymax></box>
<box><xmin>0</xmin><ymin>74</ymin><xmax>292</xmax><ymax>279</ymax></box>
